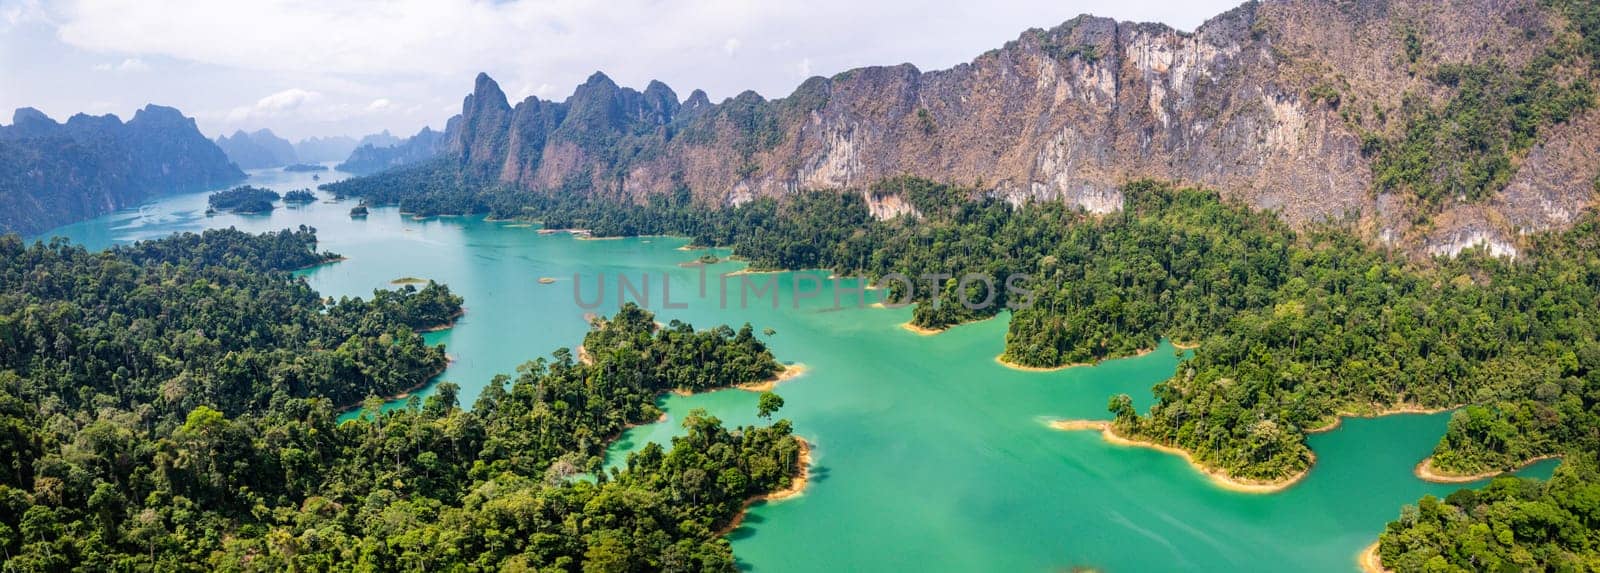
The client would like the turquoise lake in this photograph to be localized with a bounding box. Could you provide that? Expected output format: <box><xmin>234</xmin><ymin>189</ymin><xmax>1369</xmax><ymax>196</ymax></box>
<box><xmin>38</xmin><ymin>165</ymin><xmax>1558</xmax><ymax>572</ymax></box>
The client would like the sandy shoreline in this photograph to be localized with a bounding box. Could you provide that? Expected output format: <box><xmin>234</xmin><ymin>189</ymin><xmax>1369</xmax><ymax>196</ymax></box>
<box><xmin>738</xmin><ymin>363</ymin><xmax>809</xmax><ymax>392</ymax></box>
<box><xmin>900</xmin><ymin>321</ymin><xmax>944</xmax><ymax>336</ymax></box>
<box><xmin>538</xmin><ymin>228</ymin><xmax>590</xmax><ymax>237</ymax></box>
<box><xmin>717</xmin><ymin>437</ymin><xmax>812</xmax><ymax>535</ymax></box>
<box><xmin>720</xmin><ymin>267</ymin><xmax>785</xmax><ymax>277</ymax></box>
<box><xmin>996</xmin><ymin>355</ymin><xmax>1089</xmax><ymax>372</ymax></box>
<box><xmin>996</xmin><ymin>347</ymin><xmax>1157</xmax><ymax>373</ymax></box>
<box><xmin>1305</xmin><ymin>403</ymin><xmax>1456</xmax><ymax>434</ymax></box>
<box><xmin>416</xmin><ymin>308</ymin><xmax>466</xmax><ymax>333</ymax></box>
<box><xmin>1359</xmin><ymin>542</ymin><xmax>1389</xmax><ymax>573</ymax></box>
<box><xmin>294</xmin><ymin>255</ymin><xmax>348</xmax><ymax>271</ymax></box>
<box><xmin>1050</xmin><ymin>419</ymin><xmax>1310</xmax><ymax>494</ymax></box>
<box><xmin>1414</xmin><ymin>454</ymin><xmax>1561</xmax><ymax>483</ymax></box>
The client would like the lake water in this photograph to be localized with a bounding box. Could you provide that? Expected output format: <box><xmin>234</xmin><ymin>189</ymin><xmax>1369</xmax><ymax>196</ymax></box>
<box><xmin>37</xmin><ymin>166</ymin><xmax>1558</xmax><ymax>572</ymax></box>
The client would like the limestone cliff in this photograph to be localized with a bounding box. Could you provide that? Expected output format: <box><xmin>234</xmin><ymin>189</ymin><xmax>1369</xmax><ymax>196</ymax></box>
<box><xmin>432</xmin><ymin>0</ymin><xmax>1599</xmax><ymax>254</ymax></box>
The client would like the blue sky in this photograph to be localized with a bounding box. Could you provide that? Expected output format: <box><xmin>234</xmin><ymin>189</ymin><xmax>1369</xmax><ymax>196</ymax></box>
<box><xmin>1</xmin><ymin>0</ymin><xmax>1241</xmax><ymax>141</ymax></box>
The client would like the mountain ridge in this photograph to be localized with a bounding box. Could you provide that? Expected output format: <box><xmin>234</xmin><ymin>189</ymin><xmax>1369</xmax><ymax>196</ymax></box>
<box><xmin>0</xmin><ymin>105</ymin><xmax>245</xmax><ymax>235</ymax></box>
<box><xmin>215</xmin><ymin>128</ymin><xmax>299</xmax><ymax>169</ymax></box>
<box><xmin>411</xmin><ymin>0</ymin><xmax>1598</xmax><ymax>255</ymax></box>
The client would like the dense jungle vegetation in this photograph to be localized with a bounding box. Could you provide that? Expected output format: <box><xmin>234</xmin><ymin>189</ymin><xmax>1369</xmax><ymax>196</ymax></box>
<box><xmin>328</xmin><ymin>171</ymin><xmax>1600</xmax><ymax>484</ymax></box>
<box><xmin>1374</xmin><ymin>456</ymin><xmax>1600</xmax><ymax>572</ymax></box>
<box><xmin>206</xmin><ymin>186</ymin><xmax>281</xmax><ymax>214</ymax></box>
<box><xmin>0</xmin><ymin>228</ymin><xmax>801</xmax><ymax>571</ymax></box>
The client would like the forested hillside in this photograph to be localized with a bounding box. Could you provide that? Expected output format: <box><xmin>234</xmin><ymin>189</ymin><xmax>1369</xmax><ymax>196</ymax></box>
<box><xmin>330</xmin><ymin>167</ymin><xmax>1600</xmax><ymax>566</ymax></box>
<box><xmin>0</xmin><ymin>106</ymin><xmax>244</xmax><ymax>235</ymax></box>
<box><xmin>1374</xmin><ymin>457</ymin><xmax>1600</xmax><ymax>571</ymax></box>
<box><xmin>0</xmin><ymin>227</ymin><xmax>800</xmax><ymax>570</ymax></box>
<box><xmin>335</xmin><ymin>127</ymin><xmax>446</xmax><ymax>175</ymax></box>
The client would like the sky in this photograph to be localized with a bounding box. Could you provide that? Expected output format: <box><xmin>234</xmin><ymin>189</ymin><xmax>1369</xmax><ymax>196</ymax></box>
<box><xmin>0</xmin><ymin>0</ymin><xmax>1242</xmax><ymax>142</ymax></box>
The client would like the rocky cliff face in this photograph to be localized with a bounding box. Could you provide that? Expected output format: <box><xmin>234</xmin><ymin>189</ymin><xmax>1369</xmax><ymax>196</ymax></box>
<box><xmin>0</xmin><ymin>106</ymin><xmax>245</xmax><ymax>235</ymax></box>
<box><xmin>435</xmin><ymin>0</ymin><xmax>1598</xmax><ymax>254</ymax></box>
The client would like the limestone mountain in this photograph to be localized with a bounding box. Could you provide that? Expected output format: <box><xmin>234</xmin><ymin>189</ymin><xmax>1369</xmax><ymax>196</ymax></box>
<box><xmin>215</xmin><ymin>128</ymin><xmax>298</xmax><ymax>169</ymax></box>
<box><xmin>0</xmin><ymin>106</ymin><xmax>245</xmax><ymax>235</ymax></box>
<box><xmin>415</xmin><ymin>0</ymin><xmax>1599</xmax><ymax>255</ymax></box>
<box><xmin>357</xmin><ymin>130</ymin><xmax>404</xmax><ymax>149</ymax></box>
<box><xmin>293</xmin><ymin>135</ymin><xmax>358</xmax><ymax>164</ymax></box>
<box><xmin>336</xmin><ymin>126</ymin><xmax>448</xmax><ymax>175</ymax></box>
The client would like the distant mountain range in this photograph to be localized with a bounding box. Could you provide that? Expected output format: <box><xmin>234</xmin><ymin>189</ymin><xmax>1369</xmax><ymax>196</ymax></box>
<box><xmin>215</xmin><ymin>129</ymin><xmax>298</xmax><ymax>169</ymax></box>
<box><xmin>0</xmin><ymin>106</ymin><xmax>245</xmax><ymax>235</ymax></box>
<box><xmin>336</xmin><ymin>127</ymin><xmax>447</xmax><ymax>175</ymax></box>
<box><xmin>213</xmin><ymin>127</ymin><xmax>439</xmax><ymax>173</ymax></box>
<box><xmin>294</xmin><ymin>135</ymin><xmax>358</xmax><ymax>163</ymax></box>
<box><xmin>356</xmin><ymin>130</ymin><xmax>403</xmax><ymax>149</ymax></box>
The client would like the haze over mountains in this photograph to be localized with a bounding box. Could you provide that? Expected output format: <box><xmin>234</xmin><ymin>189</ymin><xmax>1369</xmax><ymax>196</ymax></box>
<box><xmin>215</xmin><ymin>129</ymin><xmax>299</xmax><ymax>170</ymax></box>
<box><xmin>0</xmin><ymin>106</ymin><xmax>244</xmax><ymax>234</ymax></box>
<box><xmin>294</xmin><ymin>135</ymin><xmax>360</xmax><ymax>163</ymax></box>
<box><xmin>3</xmin><ymin>0</ymin><xmax>1597</xmax><ymax>255</ymax></box>
<box><xmin>336</xmin><ymin>127</ymin><xmax>448</xmax><ymax>174</ymax></box>
<box><xmin>212</xmin><ymin>129</ymin><xmax>433</xmax><ymax>171</ymax></box>
<box><xmin>405</xmin><ymin>0</ymin><xmax>1598</xmax><ymax>255</ymax></box>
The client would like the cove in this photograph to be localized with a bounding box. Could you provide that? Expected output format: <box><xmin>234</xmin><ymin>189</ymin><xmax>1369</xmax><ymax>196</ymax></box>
<box><xmin>39</xmin><ymin>166</ymin><xmax>1558</xmax><ymax>572</ymax></box>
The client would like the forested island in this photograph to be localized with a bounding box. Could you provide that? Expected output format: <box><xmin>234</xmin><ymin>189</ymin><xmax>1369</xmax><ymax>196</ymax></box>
<box><xmin>0</xmin><ymin>228</ymin><xmax>805</xmax><ymax>570</ymax></box>
<box><xmin>282</xmin><ymin>188</ymin><xmax>317</xmax><ymax>203</ymax></box>
<box><xmin>325</xmin><ymin>162</ymin><xmax>1600</xmax><ymax>566</ymax></box>
<box><xmin>207</xmin><ymin>185</ymin><xmax>281</xmax><ymax>213</ymax></box>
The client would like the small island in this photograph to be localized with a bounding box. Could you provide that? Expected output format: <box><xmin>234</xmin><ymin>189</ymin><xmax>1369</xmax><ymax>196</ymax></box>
<box><xmin>350</xmin><ymin>205</ymin><xmax>369</xmax><ymax>217</ymax></box>
<box><xmin>207</xmin><ymin>185</ymin><xmax>279</xmax><ymax>214</ymax></box>
<box><xmin>283</xmin><ymin>163</ymin><xmax>329</xmax><ymax>172</ymax></box>
<box><xmin>283</xmin><ymin>189</ymin><xmax>317</xmax><ymax>203</ymax></box>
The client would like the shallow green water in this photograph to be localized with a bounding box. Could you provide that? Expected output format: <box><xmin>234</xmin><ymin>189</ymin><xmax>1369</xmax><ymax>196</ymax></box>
<box><xmin>39</xmin><ymin>167</ymin><xmax>1558</xmax><ymax>572</ymax></box>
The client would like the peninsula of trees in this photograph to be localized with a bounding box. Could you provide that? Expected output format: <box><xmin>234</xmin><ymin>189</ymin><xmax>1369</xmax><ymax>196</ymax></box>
<box><xmin>328</xmin><ymin>157</ymin><xmax>1600</xmax><ymax>566</ymax></box>
<box><xmin>0</xmin><ymin>228</ymin><xmax>801</xmax><ymax>570</ymax></box>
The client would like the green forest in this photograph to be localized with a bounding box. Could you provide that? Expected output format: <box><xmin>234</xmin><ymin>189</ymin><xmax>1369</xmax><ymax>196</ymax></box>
<box><xmin>282</xmin><ymin>189</ymin><xmax>317</xmax><ymax>204</ymax></box>
<box><xmin>207</xmin><ymin>186</ymin><xmax>281</xmax><ymax>214</ymax></box>
<box><xmin>326</xmin><ymin>169</ymin><xmax>1600</xmax><ymax>567</ymax></box>
<box><xmin>1375</xmin><ymin>456</ymin><xmax>1600</xmax><ymax>571</ymax></box>
<box><xmin>0</xmin><ymin>229</ymin><xmax>802</xmax><ymax>571</ymax></box>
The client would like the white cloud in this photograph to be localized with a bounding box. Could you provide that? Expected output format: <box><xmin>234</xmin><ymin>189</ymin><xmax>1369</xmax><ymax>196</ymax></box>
<box><xmin>13</xmin><ymin>0</ymin><xmax>1243</xmax><ymax>139</ymax></box>
<box><xmin>225</xmin><ymin>88</ymin><xmax>322</xmax><ymax>122</ymax></box>
<box><xmin>1</xmin><ymin>0</ymin><xmax>44</xmax><ymax>29</ymax></box>
<box><xmin>91</xmin><ymin>57</ymin><xmax>149</xmax><ymax>73</ymax></box>
<box><xmin>366</xmin><ymin>98</ymin><xmax>392</xmax><ymax>112</ymax></box>
<box><xmin>256</xmin><ymin>88</ymin><xmax>319</xmax><ymax>111</ymax></box>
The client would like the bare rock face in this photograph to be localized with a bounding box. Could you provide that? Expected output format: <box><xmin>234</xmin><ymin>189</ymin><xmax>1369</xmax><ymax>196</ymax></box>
<box><xmin>1494</xmin><ymin>107</ymin><xmax>1600</xmax><ymax>236</ymax></box>
<box><xmin>435</xmin><ymin>0</ymin><xmax>1596</xmax><ymax>254</ymax></box>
